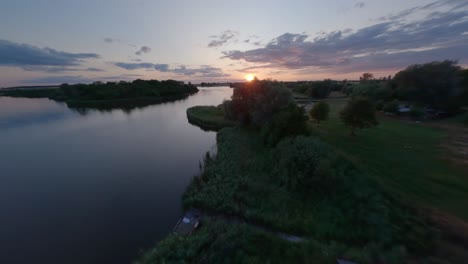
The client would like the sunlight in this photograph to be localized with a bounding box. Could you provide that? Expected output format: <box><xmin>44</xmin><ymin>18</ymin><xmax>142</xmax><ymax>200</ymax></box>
<box><xmin>245</xmin><ymin>74</ymin><xmax>255</xmax><ymax>82</ymax></box>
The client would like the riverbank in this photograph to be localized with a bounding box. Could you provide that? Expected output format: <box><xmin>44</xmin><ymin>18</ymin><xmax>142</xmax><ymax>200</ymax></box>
<box><xmin>138</xmin><ymin>125</ymin><xmax>437</xmax><ymax>263</ymax></box>
<box><xmin>138</xmin><ymin>94</ymin><xmax>468</xmax><ymax>263</ymax></box>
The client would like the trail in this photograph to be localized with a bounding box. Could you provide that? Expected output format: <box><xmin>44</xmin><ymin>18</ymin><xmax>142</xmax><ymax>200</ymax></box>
<box><xmin>197</xmin><ymin>209</ymin><xmax>307</xmax><ymax>243</ymax></box>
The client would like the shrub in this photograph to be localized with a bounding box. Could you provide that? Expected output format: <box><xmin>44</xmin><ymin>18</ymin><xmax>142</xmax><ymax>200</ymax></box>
<box><xmin>383</xmin><ymin>100</ymin><xmax>399</xmax><ymax>114</ymax></box>
<box><xmin>340</xmin><ymin>97</ymin><xmax>378</xmax><ymax>135</ymax></box>
<box><xmin>261</xmin><ymin>104</ymin><xmax>308</xmax><ymax>146</ymax></box>
<box><xmin>409</xmin><ymin>107</ymin><xmax>425</xmax><ymax>120</ymax></box>
<box><xmin>309</xmin><ymin>101</ymin><xmax>330</xmax><ymax>124</ymax></box>
<box><xmin>273</xmin><ymin>136</ymin><xmax>349</xmax><ymax>194</ymax></box>
<box><xmin>224</xmin><ymin>79</ymin><xmax>292</xmax><ymax>126</ymax></box>
<box><xmin>375</xmin><ymin>100</ymin><xmax>385</xmax><ymax>111</ymax></box>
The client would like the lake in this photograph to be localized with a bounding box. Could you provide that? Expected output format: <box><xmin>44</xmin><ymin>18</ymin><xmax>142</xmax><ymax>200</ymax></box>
<box><xmin>0</xmin><ymin>87</ymin><xmax>232</xmax><ymax>264</ymax></box>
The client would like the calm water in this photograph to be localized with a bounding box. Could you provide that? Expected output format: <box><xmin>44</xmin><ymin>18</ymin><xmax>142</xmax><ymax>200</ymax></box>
<box><xmin>0</xmin><ymin>87</ymin><xmax>232</xmax><ymax>264</ymax></box>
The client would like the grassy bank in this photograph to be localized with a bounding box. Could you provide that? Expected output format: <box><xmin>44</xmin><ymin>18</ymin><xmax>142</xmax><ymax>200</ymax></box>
<box><xmin>136</xmin><ymin>126</ymin><xmax>439</xmax><ymax>263</ymax></box>
<box><xmin>310</xmin><ymin>97</ymin><xmax>468</xmax><ymax>220</ymax></box>
<box><xmin>186</xmin><ymin>105</ymin><xmax>237</xmax><ymax>131</ymax></box>
<box><xmin>137</xmin><ymin>219</ymin><xmax>340</xmax><ymax>264</ymax></box>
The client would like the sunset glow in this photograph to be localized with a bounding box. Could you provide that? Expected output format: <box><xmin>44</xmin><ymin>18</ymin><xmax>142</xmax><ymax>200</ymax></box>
<box><xmin>245</xmin><ymin>74</ymin><xmax>255</xmax><ymax>81</ymax></box>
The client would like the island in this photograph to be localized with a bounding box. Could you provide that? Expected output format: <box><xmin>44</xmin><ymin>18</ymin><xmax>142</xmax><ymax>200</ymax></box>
<box><xmin>0</xmin><ymin>79</ymin><xmax>199</xmax><ymax>110</ymax></box>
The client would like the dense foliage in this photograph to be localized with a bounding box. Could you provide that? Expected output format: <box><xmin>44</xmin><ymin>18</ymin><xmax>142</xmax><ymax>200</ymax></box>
<box><xmin>340</xmin><ymin>97</ymin><xmax>378</xmax><ymax>135</ymax></box>
<box><xmin>2</xmin><ymin>79</ymin><xmax>198</xmax><ymax>102</ymax></box>
<box><xmin>137</xmin><ymin>220</ymin><xmax>337</xmax><ymax>264</ymax></box>
<box><xmin>176</xmin><ymin>128</ymin><xmax>432</xmax><ymax>263</ymax></box>
<box><xmin>223</xmin><ymin>79</ymin><xmax>307</xmax><ymax>145</ymax></box>
<box><xmin>260</xmin><ymin>103</ymin><xmax>308</xmax><ymax>146</ymax></box>
<box><xmin>393</xmin><ymin>61</ymin><xmax>464</xmax><ymax>113</ymax></box>
<box><xmin>273</xmin><ymin>136</ymin><xmax>348</xmax><ymax>193</ymax></box>
<box><xmin>223</xmin><ymin>79</ymin><xmax>292</xmax><ymax>126</ymax></box>
<box><xmin>289</xmin><ymin>79</ymin><xmax>343</xmax><ymax>98</ymax></box>
<box><xmin>382</xmin><ymin>100</ymin><xmax>399</xmax><ymax>114</ymax></box>
<box><xmin>309</xmin><ymin>101</ymin><xmax>330</xmax><ymax>124</ymax></box>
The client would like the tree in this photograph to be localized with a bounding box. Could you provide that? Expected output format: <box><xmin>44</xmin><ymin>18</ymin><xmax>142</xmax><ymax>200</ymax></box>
<box><xmin>261</xmin><ymin>103</ymin><xmax>308</xmax><ymax>146</ymax></box>
<box><xmin>224</xmin><ymin>79</ymin><xmax>292</xmax><ymax>126</ymax></box>
<box><xmin>393</xmin><ymin>60</ymin><xmax>463</xmax><ymax>113</ymax></box>
<box><xmin>461</xmin><ymin>69</ymin><xmax>468</xmax><ymax>106</ymax></box>
<box><xmin>309</xmin><ymin>101</ymin><xmax>330</xmax><ymax>124</ymax></box>
<box><xmin>360</xmin><ymin>73</ymin><xmax>374</xmax><ymax>82</ymax></box>
<box><xmin>340</xmin><ymin>97</ymin><xmax>378</xmax><ymax>135</ymax></box>
<box><xmin>382</xmin><ymin>100</ymin><xmax>399</xmax><ymax>114</ymax></box>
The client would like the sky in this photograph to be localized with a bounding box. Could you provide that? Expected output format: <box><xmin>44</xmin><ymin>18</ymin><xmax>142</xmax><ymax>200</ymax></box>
<box><xmin>0</xmin><ymin>0</ymin><xmax>467</xmax><ymax>87</ymax></box>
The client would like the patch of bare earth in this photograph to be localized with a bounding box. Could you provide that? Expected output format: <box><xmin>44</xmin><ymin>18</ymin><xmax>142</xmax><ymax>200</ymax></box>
<box><xmin>424</xmin><ymin>209</ymin><xmax>468</xmax><ymax>263</ymax></box>
<box><xmin>433</xmin><ymin>123</ymin><xmax>468</xmax><ymax>168</ymax></box>
<box><xmin>417</xmin><ymin>122</ymin><xmax>468</xmax><ymax>263</ymax></box>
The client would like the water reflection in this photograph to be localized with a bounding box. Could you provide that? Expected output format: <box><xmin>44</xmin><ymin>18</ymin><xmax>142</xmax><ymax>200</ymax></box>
<box><xmin>0</xmin><ymin>87</ymin><xmax>232</xmax><ymax>264</ymax></box>
<box><xmin>66</xmin><ymin>94</ymin><xmax>192</xmax><ymax>116</ymax></box>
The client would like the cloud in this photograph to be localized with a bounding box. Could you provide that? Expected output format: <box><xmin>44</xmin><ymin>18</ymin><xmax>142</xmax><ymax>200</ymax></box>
<box><xmin>222</xmin><ymin>1</ymin><xmax>468</xmax><ymax>74</ymax></box>
<box><xmin>208</xmin><ymin>30</ymin><xmax>239</xmax><ymax>48</ymax></box>
<box><xmin>135</xmin><ymin>46</ymin><xmax>151</xmax><ymax>55</ymax></box>
<box><xmin>354</xmin><ymin>2</ymin><xmax>365</xmax><ymax>8</ymax></box>
<box><xmin>23</xmin><ymin>75</ymin><xmax>95</xmax><ymax>84</ymax></box>
<box><xmin>86</xmin><ymin>67</ymin><xmax>105</xmax><ymax>72</ymax></box>
<box><xmin>23</xmin><ymin>73</ymin><xmax>143</xmax><ymax>85</ymax></box>
<box><xmin>0</xmin><ymin>39</ymin><xmax>99</xmax><ymax>67</ymax></box>
<box><xmin>114</xmin><ymin>62</ymin><xmax>170</xmax><ymax>71</ymax></box>
<box><xmin>114</xmin><ymin>62</ymin><xmax>229</xmax><ymax>78</ymax></box>
<box><xmin>104</xmin><ymin>37</ymin><xmax>119</xmax><ymax>43</ymax></box>
<box><xmin>21</xmin><ymin>66</ymin><xmax>105</xmax><ymax>73</ymax></box>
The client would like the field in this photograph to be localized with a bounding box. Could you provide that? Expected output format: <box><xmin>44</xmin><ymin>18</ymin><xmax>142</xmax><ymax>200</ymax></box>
<box><xmin>310</xmin><ymin>97</ymin><xmax>468</xmax><ymax>220</ymax></box>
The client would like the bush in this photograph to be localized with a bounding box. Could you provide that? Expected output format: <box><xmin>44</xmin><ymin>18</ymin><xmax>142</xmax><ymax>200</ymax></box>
<box><xmin>383</xmin><ymin>100</ymin><xmax>399</xmax><ymax>114</ymax></box>
<box><xmin>394</xmin><ymin>60</ymin><xmax>464</xmax><ymax>113</ymax></box>
<box><xmin>374</xmin><ymin>100</ymin><xmax>384</xmax><ymax>111</ymax></box>
<box><xmin>261</xmin><ymin>104</ymin><xmax>308</xmax><ymax>146</ymax></box>
<box><xmin>309</xmin><ymin>101</ymin><xmax>330</xmax><ymax>124</ymax></box>
<box><xmin>340</xmin><ymin>97</ymin><xmax>379</xmax><ymax>135</ymax></box>
<box><xmin>224</xmin><ymin>79</ymin><xmax>292</xmax><ymax>126</ymax></box>
<box><xmin>409</xmin><ymin>107</ymin><xmax>425</xmax><ymax>120</ymax></box>
<box><xmin>463</xmin><ymin>115</ymin><xmax>468</xmax><ymax>126</ymax></box>
<box><xmin>273</xmin><ymin>136</ymin><xmax>349</xmax><ymax>194</ymax></box>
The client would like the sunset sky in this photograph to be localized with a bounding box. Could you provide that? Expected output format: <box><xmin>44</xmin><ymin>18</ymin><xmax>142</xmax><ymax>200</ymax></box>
<box><xmin>0</xmin><ymin>0</ymin><xmax>467</xmax><ymax>87</ymax></box>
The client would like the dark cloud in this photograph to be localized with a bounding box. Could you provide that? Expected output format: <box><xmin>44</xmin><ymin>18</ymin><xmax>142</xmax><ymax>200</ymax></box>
<box><xmin>23</xmin><ymin>75</ymin><xmax>95</xmax><ymax>85</ymax></box>
<box><xmin>354</xmin><ymin>2</ymin><xmax>365</xmax><ymax>8</ymax></box>
<box><xmin>23</xmin><ymin>74</ymin><xmax>142</xmax><ymax>85</ymax></box>
<box><xmin>104</xmin><ymin>37</ymin><xmax>120</xmax><ymax>43</ymax></box>
<box><xmin>208</xmin><ymin>30</ymin><xmax>238</xmax><ymax>48</ymax></box>
<box><xmin>21</xmin><ymin>66</ymin><xmax>105</xmax><ymax>73</ymax></box>
<box><xmin>171</xmin><ymin>65</ymin><xmax>229</xmax><ymax>77</ymax></box>
<box><xmin>223</xmin><ymin>2</ymin><xmax>468</xmax><ymax>74</ymax></box>
<box><xmin>135</xmin><ymin>46</ymin><xmax>151</xmax><ymax>56</ymax></box>
<box><xmin>114</xmin><ymin>62</ymin><xmax>229</xmax><ymax>78</ymax></box>
<box><xmin>0</xmin><ymin>39</ymin><xmax>99</xmax><ymax>67</ymax></box>
<box><xmin>114</xmin><ymin>62</ymin><xmax>170</xmax><ymax>71</ymax></box>
<box><xmin>86</xmin><ymin>67</ymin><xmax>105</xmax><ymax>72</ymax></box>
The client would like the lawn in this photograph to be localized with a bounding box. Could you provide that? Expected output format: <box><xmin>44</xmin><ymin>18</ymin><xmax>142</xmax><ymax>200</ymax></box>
<box><xmin>310</xmin><ymin>97</ymin><xmax>468</xmax><ymax>220</ymax></box>
<box><xmin>186</xmin><ymin>105</ymin><xmax>237</xmax><ymax>131</ymax></box>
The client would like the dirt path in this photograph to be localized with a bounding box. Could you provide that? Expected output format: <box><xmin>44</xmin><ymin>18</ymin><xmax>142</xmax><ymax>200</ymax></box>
<box><xmin>432</xmin><ymin>123</ymin><xmax>468</xmax><ymax>167</ymax></box>
<box><xmin>198</xmin><ymin>209</ymin><xmax>307</xmax><ymax>243</ymax></box>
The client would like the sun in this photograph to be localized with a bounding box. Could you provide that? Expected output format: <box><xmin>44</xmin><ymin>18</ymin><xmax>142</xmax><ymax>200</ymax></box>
<box><xmin>245</xmin><ymin>74</ymin><xmax>255</xmax><ymax>82</ymax></box>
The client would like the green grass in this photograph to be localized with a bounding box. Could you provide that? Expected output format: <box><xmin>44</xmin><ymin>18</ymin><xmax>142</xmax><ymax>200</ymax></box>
<box><xmin>180</xmin><ymin>127</ymin><xmax>432</xmax><ymax>262</ymax></box>
<box><xmin>310</xmin><ymin>97</ymin><xmax>468</xmax><ymax>220</ymax></box>
<box><xmin>136</xmin><ymin>220</ymin><xmax>339</xmax><ymax>264</ymax></box>
<box><xmin>186</xmin><ymin>105</ymin><xmax>237</xmax><ymax>131</ymax></box>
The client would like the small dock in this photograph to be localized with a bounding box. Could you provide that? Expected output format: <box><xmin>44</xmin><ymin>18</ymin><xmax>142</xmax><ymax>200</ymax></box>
<box><xmin>173</xmin><ymin>208</ymin><xmax>201</xmax><ymax>235</ymax></box>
